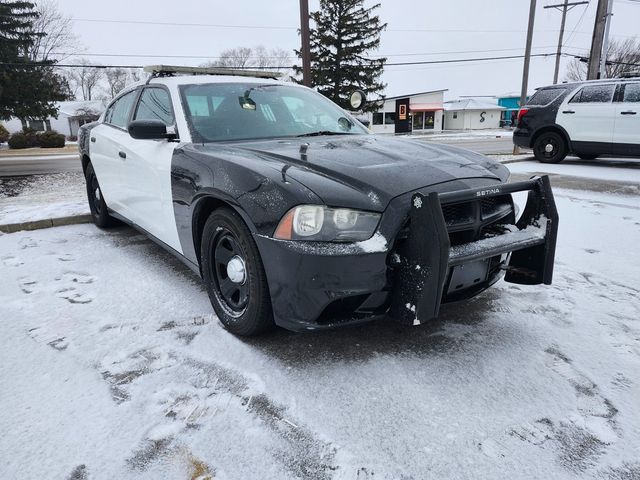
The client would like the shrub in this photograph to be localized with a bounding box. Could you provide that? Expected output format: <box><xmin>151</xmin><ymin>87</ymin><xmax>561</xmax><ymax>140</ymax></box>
<box><xmin>8</xmin><ymin>132</ymin><xmax>29</xmax><ymax>149</ymax></box>
<box><xmin>0</xmin><ymin>124</ymin><xmax>9</xmax><ymax>143</ymax></box>
<box><xmin>39</xmin><ymin>130</ymin><xmax>65</xmax><ymax>148</ymax></box>
<box><xmin>20</xmin><ymin>128</ymin><xmax>40</xmax><ymax>148</ymax></box>
<box><xmin>7</xmin><ymin>129</ymin><xmax>66</xmax><ymax>149</ymax></box>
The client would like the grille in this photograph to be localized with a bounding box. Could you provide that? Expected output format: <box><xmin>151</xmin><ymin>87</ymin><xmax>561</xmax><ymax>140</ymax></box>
<box><xmin>481</xmin><ymin>195</ymin><xmax>512</xmax><ymax>219</ymax></box>
<box><xmin>395</xmin><ymin>197</ymin><xmax>514</xmax><ymax>247</ymax></box>
<box><xmin>441</xmin><ymin>202</ymin><xmax>475</xmax><ymax>226</ymax></box>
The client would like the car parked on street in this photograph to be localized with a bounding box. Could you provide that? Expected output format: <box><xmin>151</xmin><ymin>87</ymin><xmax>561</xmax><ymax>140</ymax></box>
<box><xmin>513</xmin><ymin>77</ymin><xmax>640</xmax><ymax>163</ymax></box>
<box><xmin>79</xmin><ymin>65</ymin><xmax>558</xmax><ymax>336</ymax></box>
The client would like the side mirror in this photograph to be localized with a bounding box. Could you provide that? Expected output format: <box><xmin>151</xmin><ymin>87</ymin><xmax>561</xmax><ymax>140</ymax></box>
<box><xmin>349</xmin><ymin>90</ymin><xmax>367</xmax><ymax>111</ymax></box>
<box><xmin>128</xmin><ymin>119</ymin><xmax>176</xmax><ymax>140</ymax></box>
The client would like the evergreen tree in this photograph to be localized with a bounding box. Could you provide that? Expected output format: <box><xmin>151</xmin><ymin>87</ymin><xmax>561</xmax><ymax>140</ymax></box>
<box><xmin>0</xmin><ymin>1</ymin><xmax>69</xmax><ymax>123</ymax></box>
<box><xmin>295</xmin><ymin>0</ymin><xmax>387</xmax><ymax>111</ymax></box>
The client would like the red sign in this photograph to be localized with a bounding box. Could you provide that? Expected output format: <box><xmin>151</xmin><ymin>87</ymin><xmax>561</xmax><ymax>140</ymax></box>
<box><xmin>399</xmin><ymin>104</ymin><xmax>407</xmax><ymax>120</ymax></box>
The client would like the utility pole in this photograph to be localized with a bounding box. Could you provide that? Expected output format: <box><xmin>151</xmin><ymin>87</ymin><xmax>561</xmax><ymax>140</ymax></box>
<box><xmin>587</xmin><ymin>0</ymin><xmax>609</xmax><ymax>79</ymax></box>
<box><xmin>514</xmin><ymin>0</ymin><xmax>536</xmax><ymax>155</ymax></box>
<box><xmin>544</xmin><ymin>1</ymin><xmax>588</xmax><ymax>84</ymax></box>
<box><xmin>599</xmin><ymin>0</ymin><xmax>614</xmax><ymax>78</ymax></box>
<box><xmin>299</xmin><ymin>0</ymin><xmax>312</xmax><ymax>87</ymax></box>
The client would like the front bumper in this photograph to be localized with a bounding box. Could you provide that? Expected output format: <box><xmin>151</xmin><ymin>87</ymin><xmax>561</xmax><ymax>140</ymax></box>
<box><xmin>388</xmin><ymin>175</ymin><xmax>558</xmax><ymax>325</ymax></box>
<box><xmin>255</xmin><ymin>176</ymin><xmax>558</xmax><ymax>331</ymax></box>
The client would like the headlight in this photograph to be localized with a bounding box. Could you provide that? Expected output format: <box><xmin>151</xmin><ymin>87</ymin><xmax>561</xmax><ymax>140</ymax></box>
<box><xmin>274</xmin><ymin>205</ymin><xmax>380</xmax><ymax>242</ymax></box>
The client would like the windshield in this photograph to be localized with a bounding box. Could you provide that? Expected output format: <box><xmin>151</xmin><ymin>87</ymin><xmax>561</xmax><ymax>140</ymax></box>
<box><xmin>179</xmin><ymin>82</ymin><xmax>368</xmax><ymax>142</ymax></box>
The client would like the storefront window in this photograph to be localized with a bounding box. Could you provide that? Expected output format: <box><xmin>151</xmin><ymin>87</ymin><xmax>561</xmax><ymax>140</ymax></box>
<box><xmin>412</xmin><ymin>112</ymin><xmax>424</xmax><ymax>130</ymax></box>
<box><xmin>372</xmin><ymin>113</ymin><xmax>383</xmax><ymax>125</ymax></box>
<box><xmin>384</xmin><ymin>112</ymin><xmax>395</xmax><ymax>125</ymax></box>
<box><xmin>424</xmin><ymin>112</ymin><xmax>435</xmax><ymax>129</ymax></box>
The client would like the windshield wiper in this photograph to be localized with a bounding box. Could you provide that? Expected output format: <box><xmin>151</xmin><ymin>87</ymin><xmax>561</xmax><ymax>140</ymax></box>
<box><xmin>296</xmin><ymin>131</ymin><xmax>354</xmax><ymax>137</ymax></box>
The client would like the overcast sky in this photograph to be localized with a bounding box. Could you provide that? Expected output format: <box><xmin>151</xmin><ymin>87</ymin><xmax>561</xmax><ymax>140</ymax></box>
<box><xmin>57</xmin><ymin>0</ymin><xmax>639</xmax><ymax>99</ymax></box>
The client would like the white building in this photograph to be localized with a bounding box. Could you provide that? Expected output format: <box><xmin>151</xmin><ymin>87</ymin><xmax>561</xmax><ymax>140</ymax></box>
<box><xmin>3</xmin><ymin>100</ymin><xmax>107</xmax><ymax>139</ymax></box>
<box><xmin>443</xmin><ymin>98</ymin><xmax>506</xmax><ymax>130</ymax></box>
<box><xmin>367</xmin><ymin>89</ymin><xmax>447</xmax><ymax>134</ymax></box>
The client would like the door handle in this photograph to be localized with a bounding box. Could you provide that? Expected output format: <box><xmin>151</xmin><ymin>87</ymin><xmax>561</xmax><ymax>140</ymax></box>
<box><xmin>562</xmin><ymin>110</ymin><xmax>575</xmax><ymax>114</ymax></box>
<box><xmin>621</xmin><ymin>111</ymin><xmax>637</xmax><ymax>115</ymax></box>
<box><xmin>118</xmin><ymin>151</ymin><xmax>126</xmax><ymax>159</ymax></box>
<box><xmin>90</xmin><ymin>137</ymin><xmax>96</xmax><ymax>143</ymax></box>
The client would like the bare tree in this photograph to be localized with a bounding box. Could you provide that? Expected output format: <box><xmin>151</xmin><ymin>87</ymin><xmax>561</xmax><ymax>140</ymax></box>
<box><xmin>565</xmin><ymin>37</ymin><xmax>640</xmax><ymax>81</ymax></box>
<box><xmin>128</xmin><ymin>68</ymin><xmax>145</xmax><ymax>83</ymax></box>
<box><xmin>29</xmin><ymin>0</ymin><xmax>79</xmax><ymax>62</ymax></box>
<box><xmin>202</xmin><ymin>46</ymin><xmax>293</xmax><ymax>71</ymax></box>
<box><xmin>104</xmin><ymin>68</ymin><xmax>128</xmax><ymax>99</ymax></box>
<box><xmin>67</xmin><ymin>61</ymin><xmax>104</xmax><ymax>100</ymax></box>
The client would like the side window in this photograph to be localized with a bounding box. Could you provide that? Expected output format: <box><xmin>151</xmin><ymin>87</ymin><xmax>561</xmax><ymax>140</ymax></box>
<box><xmin>134</xmin><ymin>88</ymin><xmax>175</xmax><ymax>125</ymax></box>
<box><xmin>107</xmin><ymin>90</ymin><xmax>138</xmax><ymax>129</ymax></box>
<box><xmin>569</xmin><ymin>84</ymin><xmax>615</xmax><ymax>104</ymax></box>
<box><xmin>526</xmin><ymin>88</ymin><xmax>565</xmax><ymax>106</ymax></box>
<box><xmin>622</xmin><ymin>83</ymin><xmax>640</xmax><ymax>103</ymax></box>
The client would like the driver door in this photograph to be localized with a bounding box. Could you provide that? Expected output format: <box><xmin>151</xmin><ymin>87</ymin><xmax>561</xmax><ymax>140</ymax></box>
<box><xmin>120</xmin><ymin>86</ymin><xmax>182</xmax><ymax>252</ymax></box>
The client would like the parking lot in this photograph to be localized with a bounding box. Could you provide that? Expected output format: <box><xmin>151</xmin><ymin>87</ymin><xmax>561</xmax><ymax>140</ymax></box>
<box><xmin>1</xmin><ymin>159</ymin><xmax>639</xmax><ymax>480</ymax></box>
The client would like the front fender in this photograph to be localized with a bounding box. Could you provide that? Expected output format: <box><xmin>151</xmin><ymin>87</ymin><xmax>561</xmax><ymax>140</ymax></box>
<box><xmin>170</xmin><ymin>145</ymin><xmax>322</xmax><ymax>265</ymax></box>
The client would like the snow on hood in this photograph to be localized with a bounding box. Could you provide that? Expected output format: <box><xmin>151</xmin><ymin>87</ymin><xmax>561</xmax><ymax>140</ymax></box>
<box><xmin>225</xmin><ymin>135</ymin><xmax>509</xmax><ymax>211</ymax></box>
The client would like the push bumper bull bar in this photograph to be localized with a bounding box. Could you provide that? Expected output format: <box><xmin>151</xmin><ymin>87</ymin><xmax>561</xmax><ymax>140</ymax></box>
<box><xmin>388</xmin><ymin>175</ymin><xmax>559</xmax><ymax>325</ymax></box>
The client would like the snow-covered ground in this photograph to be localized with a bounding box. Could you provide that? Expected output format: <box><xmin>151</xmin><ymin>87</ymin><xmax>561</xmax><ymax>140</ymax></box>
<box><xmin>508</xmin><ymin>157</ymin><xmax>640</xmax><ymax>184</ymax></box>
<box><xmin>1</xmin><ymin>157</ymin><xmax>640</xmax><ymax>479</ymax></box>
<box><xmin>399</xmin><ymin>129</ymin><xmax>514</xmax><ymax>141</ymax></box>
<box><xmin>0</xmin><ymin>172</ymin><xmax>88</xmax><ymax>224</ymax></box>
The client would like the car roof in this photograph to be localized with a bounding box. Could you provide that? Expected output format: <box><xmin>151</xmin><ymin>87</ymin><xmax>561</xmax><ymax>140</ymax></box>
<box><xmin>148</xmin><ymin>74</ymin><xmax>292</xmax><ymax>88</ymax></box>
<box><xmin>537</xmin><ymin>77</ymin><xmax>640</xmax><ymax>91</ymax></box>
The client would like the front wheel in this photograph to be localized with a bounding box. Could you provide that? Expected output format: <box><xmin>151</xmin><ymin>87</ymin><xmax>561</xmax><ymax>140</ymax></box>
<box><xmin>85</xmin><ymin>163</ymin><xmax>117</xmax><ymax>228</ymax></box>
<box><xmin>201</xmin><ymin>208</ymin><xmax>274</xmax><ymax>336</ymax></box>
<box><xmin>533</xmin><ymin>132</ymin><xmax>567</xmax><ymax>164</ymax></box>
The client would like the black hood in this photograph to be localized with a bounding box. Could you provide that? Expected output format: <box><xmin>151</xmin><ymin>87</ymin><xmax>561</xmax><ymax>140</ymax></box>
<box><xmin>202</xmin><ymin>135</ymin><xmax>509</xmax><ymax>212</ymax></box>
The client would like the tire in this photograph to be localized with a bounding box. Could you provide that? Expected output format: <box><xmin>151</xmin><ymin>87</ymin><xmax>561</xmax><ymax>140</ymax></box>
<box><xmin>201</xmin><ymin>208</ymin><xmax>274</xmax><ymax>336</ymax></box>
<box><xmin>85</xmin><ymin>163</ymin><xmax>117</xmax><ymax>228</ymax></box>
<box><xmin>533</xmin><ymin>131</ymin><xmax>567</xmax><ymax>164</ymax></box>
<box><xmin>578</xmin><ymin>154</ymin><xmax>598</xmax><ymax>160</ymax></box>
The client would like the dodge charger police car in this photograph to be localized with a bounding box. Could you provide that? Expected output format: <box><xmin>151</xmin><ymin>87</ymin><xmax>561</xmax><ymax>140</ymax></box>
<box><xmin>79</xmin><ymin>65</ymin><xmax>559</xmax><ymax>336</ymax></box>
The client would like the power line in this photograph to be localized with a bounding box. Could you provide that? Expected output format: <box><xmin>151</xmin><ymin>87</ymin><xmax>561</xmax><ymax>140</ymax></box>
<box><xmin>59</xmin><ymin>16</ymin><xmax>614</xmax><ymax>35</ymax></box>
<box><xmin>0</xmin><ymin>53</ymin><xmax>564</xmax><ymax>70</ymax></box>
<box><xmin>47</xmin><ymin>45</ymin><xmax>567</xmax><ymax>61</ymax></box>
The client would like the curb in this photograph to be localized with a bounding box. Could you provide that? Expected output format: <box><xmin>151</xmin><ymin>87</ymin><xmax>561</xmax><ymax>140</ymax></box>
<box><xmin>0</xmin><ymin>214</ymin><xmax>92</xmax><ymax>233</ymax></box>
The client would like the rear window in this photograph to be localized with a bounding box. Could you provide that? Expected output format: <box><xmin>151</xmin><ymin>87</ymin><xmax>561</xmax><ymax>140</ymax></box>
<box><xmin>569</xmin><ymin>84</ymin><xmax>615</xmax><ymax>104</ymax></box>
<box><xmin>526</xmin><ymin>89</ymin><xmax>565</xmax><ymax>106</ymax></box>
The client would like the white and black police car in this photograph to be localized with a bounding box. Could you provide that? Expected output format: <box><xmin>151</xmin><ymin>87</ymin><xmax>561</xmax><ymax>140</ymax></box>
<box><xmin>79</xmin><ymin>65</ymin><xmax>559</xmax><ymax>336</ymax></box>
<box><xmin>514</xmin><ymin>77</ymin><xmax>640</xmax><ymax>163</ymax></box>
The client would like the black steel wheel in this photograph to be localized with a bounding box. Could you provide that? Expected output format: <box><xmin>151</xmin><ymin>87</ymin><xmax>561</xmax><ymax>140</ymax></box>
<box><xmin>533</xmin><ymin>131</ymin><xmax>567</xmax><ymax>164</ymax></box>
<box><xmin>85</xmin><ymin>163</ymin><xmax>117</xmax><ymax>228</ymax></box>
<box><xmin>212</xmin><ymin>231</ymin><xmax>249</xmax><ymax>314</ymax></box>
<box><xmin>201</xmin><ymin>208</ymin><xmax>274</xmax><ymax>336</ymax></box>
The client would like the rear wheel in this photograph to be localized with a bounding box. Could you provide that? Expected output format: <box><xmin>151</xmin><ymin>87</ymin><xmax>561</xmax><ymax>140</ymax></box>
<box><xmin>85</xmin><ymin>163</ymin><xmax>117</xmax><ymax>228</ymax></box>
<box><xmin>578</xmin><ymin>154</ymin><xmax>598</xmax><ymax>160</ymax></box>
<box><xmin>201</xmin><ymin>208</ymin><xmax>274</xmax><ymax>336</ymax></box>
<box><xmin>533</xmin><ymin>131</ymin><xmax>567</xmax><ymax>164</ymax></box>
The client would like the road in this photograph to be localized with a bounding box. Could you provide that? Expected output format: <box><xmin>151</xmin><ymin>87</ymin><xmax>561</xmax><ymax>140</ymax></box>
<box><xmin>419</xmin><ymin>135</ymin><xmax>519</xmax><ymax>154</ymax></box>
<box><xmin>0</xmin><ymin>154</ymin><xmax>81</xmax><ymax>176</ymax></box>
